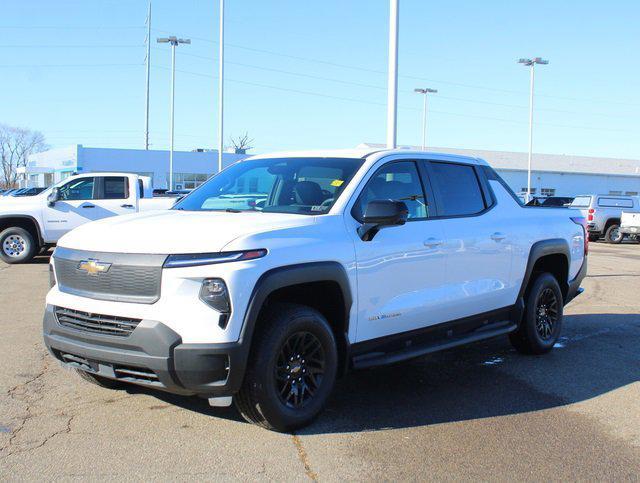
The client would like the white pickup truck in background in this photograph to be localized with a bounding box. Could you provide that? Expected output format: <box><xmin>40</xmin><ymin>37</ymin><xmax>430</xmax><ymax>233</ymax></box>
<box><xmin>620</xmin><ymin>211</ymin><xmax>640</xmax><ymax>241</ymax></box>
<box><xmin>0</xmin><ymin>172</ymin><xmax>176</xmax><ymax>264</ymax></box>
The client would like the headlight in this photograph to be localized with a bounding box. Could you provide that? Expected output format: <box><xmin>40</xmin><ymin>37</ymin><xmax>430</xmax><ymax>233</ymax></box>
<box><xmin>164</xmin><ymin>249</ymin><xmax>267</xmax><ymax>268</ymax></box>
<box><xmin>200</xmin><ymin>278</ymin><xmax>231</xmax><ymax>328</ymax></box>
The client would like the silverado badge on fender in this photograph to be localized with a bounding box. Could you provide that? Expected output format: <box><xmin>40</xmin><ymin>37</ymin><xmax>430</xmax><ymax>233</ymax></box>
<box><xmin>77</xmin><ymin>259</ymin><xmax>112</xmax><ymax>276</ymax></box>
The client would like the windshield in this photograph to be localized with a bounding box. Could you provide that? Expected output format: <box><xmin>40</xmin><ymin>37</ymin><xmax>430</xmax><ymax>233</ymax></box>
<box><xmin>173</xmin><ymin>157</ymin><xmax>364</xmax><ymax>215</ymax></box>
<box><xmin>570</xmin><ymin>196</ymin><xmax>592</xmax><ymax>208</ymax></box>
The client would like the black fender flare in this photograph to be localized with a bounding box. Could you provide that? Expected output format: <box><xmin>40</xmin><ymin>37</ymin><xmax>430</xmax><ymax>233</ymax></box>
<box><xmin>0</xmin><ymin>214</ymin><xmax>44</xmax><ymax>245</ymax></box>
<box><xmin>233</xmin><ymin>261</ymin><xmax>353</xmax><ymax>378</ymax></box>
<box><xmin>518</xmin><ymin>238</ymin><xmax>571</xmax><ymax>300</ymax></box>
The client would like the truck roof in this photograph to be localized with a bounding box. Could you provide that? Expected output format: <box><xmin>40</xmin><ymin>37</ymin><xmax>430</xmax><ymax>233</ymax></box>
<box><xmin>246</xmin><ymin>148</ymin><xmax>488</xmax><ymax>166</ymax></box>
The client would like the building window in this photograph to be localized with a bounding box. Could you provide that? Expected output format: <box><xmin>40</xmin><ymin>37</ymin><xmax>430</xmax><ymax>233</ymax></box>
<box><xmin>521</xmin><ymin>187</ymin><xmax>536</xmax><ymax>194</ymax></box>
<box><xmin>625</xmin><ymin>191</ymin><xmax>638</xmax><ymax>196</ymax></box>
<box><xmin>540</xmin><ymin>188</ymin><xmax>556</xmax><ymax>197</ymax></box>
<box><xmin>609</xmin><ymin>190</ymin><xmax>622</xmax><ymax>195</ymax></box>
<box><xmin>172</xmin><ymin>173</ymin><xmax>209</xmax><ymax>190</ymax></box>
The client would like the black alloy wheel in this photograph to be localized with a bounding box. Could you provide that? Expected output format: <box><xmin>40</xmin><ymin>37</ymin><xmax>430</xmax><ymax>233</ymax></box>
<box><xmin>535</xmin><ymin>288</ymin><xmax>559</xmax><ymax>340</ymax></box>
<box><xmin>275</xmin><ymin>331</ymin><xmax>325</xmax><ymax>409</ymax></box>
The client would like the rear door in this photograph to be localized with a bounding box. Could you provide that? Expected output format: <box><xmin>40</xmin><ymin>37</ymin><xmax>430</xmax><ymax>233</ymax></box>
<box><xmin>423</xmin><ymin>160</ymin><xmax>515</xmax><ymax>319</ymax></box>
<box><xmin>92</xmin><ymin>175</ymin><xmax>138</xmax><ymax>216</ymax></box>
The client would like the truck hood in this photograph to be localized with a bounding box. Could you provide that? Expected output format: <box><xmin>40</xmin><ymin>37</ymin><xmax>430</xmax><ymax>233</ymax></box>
<box><xmin>57</xmin><ymin>210</ymin><xmax>316</xmax><ymax>254</ymax></box>
<box><xmin>0</xmin><ymin>196</ymin><xmax>42</xmax><ymax>213</ymax></box>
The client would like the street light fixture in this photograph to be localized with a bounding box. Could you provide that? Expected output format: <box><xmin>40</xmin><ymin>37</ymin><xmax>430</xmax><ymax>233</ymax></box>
<box><xmin>414</xmin><ymin>88</ymin><xmax>437</xmax><ymax>150</ymax></box>
<box><xmin>518</xmin><ymin>57</ymin><xmax>548</xmax><ymax>201</ymax></box>
<box><xmin>157</xmin><ymin>36</ymin><xmax>191</xmax><ymax>191</ymax></box>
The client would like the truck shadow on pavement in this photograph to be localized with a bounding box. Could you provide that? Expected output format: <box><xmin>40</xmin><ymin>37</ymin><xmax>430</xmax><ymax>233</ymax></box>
<box><xmin>121</xmin><ymin>313</ymin><xmax>640</xmax><ymax>433</ymax></box>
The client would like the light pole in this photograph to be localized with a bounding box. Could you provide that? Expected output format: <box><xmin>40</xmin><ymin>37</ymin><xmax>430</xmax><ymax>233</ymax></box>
<box><xmin>414</xmin><ymin>88</ymin><xmax>437</xmax><ymax>150</ymax></box>
<box><xmin>157</xmin><ymin>36</ymin><xmax>190</xmax><ymax>190</ymax></box>
<box><xmin>386</xmin><ymin>0</ymin><xmax>399</xmax><ymax>149</ymax></box>
<box><xmin>144</xmin><ymin>1</ymin><xmax>151</xmax><ymax>150</ymax></box>
<box><xmin>218</xmin><ymin>0</ymin><xmax>224</xmax><ymax>173</ymax></box>
<box><xmin>518</xmin><ymin>57</ymin><xmax>548</xmax><ymax>201</ymax></box>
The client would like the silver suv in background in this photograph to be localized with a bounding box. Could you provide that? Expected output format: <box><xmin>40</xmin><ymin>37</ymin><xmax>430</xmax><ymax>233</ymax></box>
<box><xmin>569</xmin><ymin>194</ymin><xmax>640</xmax><ymax>243</ymax></box>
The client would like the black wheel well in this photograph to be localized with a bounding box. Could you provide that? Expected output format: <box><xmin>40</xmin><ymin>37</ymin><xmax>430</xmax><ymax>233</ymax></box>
<box><xmin>258</xmin><ymin>281</ymin><xmax>349</xmax><ymax>374</ymax></box>
<box><xmin>604</xmin><ymin>218</ymin><xmax>621</xmax><ymax>231</ymax></box>
<box><xmin>530</xmin><ymin>254</ymin><xmax>569</xmax><ymax>300</ymax></box>
<box><xmin>0</xmin><ymin>217</ymin><xmax>42</xmax><ymax>246</ymax></box>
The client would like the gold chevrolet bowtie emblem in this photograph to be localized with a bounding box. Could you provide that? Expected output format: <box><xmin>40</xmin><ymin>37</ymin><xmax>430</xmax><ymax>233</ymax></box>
<box><xmin>77</xmin><ymin>259</ymin><xmax>112</xmax><ymax>276</ymax></box>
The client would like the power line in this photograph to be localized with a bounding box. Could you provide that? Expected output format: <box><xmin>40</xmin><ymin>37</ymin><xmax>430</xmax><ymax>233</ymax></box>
<box><xmin>150</xmin><ymin>64</ymin><xmax>636</xmax><ymax>134</ymax></box>
<box><xmin>0</xmin><ymin>63</ymin><xmax>143</xmax><ymax>68</ymax></box>
<box><xmin>149</xmin><ymin>49</ymin><xmax>633</xmax><ymax>119</ymax></box>
<box><xmin>151</xmin><ymin>28</ymin><xmax>639</xmax><ymax>108</ymax></box>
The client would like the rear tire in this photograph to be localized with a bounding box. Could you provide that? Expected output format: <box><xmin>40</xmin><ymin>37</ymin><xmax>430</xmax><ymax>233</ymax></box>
<box><xmin>0</xmin><ymin>227</ymin><xmax>38</xmax><ymax>264</ymax></box>
<box><xmin>235</xmin><ymin>303</ymin><xmax>338</xmax><ymax>432</ymax></box>
<box><xmin>605</xmin><ymin>224</ymin><xmax>623</xmax><ymax>244</ymax></box>
<box><xmin>588</xmin><ymin>233</ymin><xmax>599</xmax><ymax>242</ymax></box>
<box><xmin>510</xmin><ymin>273</ymin><xmax>563</xmax><ymax>355</ymax></box>
<box><xmin>75</xmin><ymin>369</ymin><xmax>124</xmax><ymax>390</ymax></box>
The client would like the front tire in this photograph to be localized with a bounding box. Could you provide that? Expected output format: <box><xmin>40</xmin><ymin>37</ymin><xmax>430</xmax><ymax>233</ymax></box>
<box><xmin>510</xmin><ymin>273</ymin><xmax>563</xmax><ymax>355</ymax></box>
<box><xmin>235</xmin><ymin>303</ymin><xmax>338</xmax><ymax>432</ymax></box>
<box><xmin>0</xmin><ymin>227</ymin><xmax>38</xmax><ymax>264</ymax></box>
<box><xmin>605</xmin><ymin>224</ymin><xmax>623</xmax><ymax>244</ymax></box>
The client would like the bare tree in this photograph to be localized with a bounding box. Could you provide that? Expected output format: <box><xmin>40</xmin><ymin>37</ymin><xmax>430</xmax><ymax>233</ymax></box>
<box><xmin>0</xmin><ymin>124</ymin><xmax>47</xmax><ymax>188</ymax></box>
<box><xmin>229</xmin><ymin>132</ymin><xmax>254</xmax><ymax>154</ymax></box>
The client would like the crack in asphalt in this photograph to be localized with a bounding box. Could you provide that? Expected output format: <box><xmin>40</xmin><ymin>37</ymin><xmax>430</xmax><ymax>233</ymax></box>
<box><xmin>292</xmin><ymin>434</ymin><xmax>318</xmax><ymax>481</ymax></box>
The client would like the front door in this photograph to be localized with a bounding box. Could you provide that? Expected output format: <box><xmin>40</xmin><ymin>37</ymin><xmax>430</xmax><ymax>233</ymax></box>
<box><xmin>42</xmin><ymin>176</ymin><xmax>100</xmax><ymax>241</ymax></box>
<box><xmin>351</xmin><ymin>160</ymin><xmax>447</xmax><ymax>342</ymax></box>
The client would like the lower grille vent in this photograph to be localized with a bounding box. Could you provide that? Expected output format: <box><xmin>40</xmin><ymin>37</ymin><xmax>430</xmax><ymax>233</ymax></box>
<box><xmin>55</xmin><ymin>307</ymin><xmax>141</xmax><ymax>337</ymax></box>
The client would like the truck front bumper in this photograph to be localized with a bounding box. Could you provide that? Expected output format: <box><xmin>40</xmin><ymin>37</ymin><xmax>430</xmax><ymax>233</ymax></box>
<box><xmin>43</xmin><ymin>304</ymin><xmax>248</xmax><ymax>397</ymax></box>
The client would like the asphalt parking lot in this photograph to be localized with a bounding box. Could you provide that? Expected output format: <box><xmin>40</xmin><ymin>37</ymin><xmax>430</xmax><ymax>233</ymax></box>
<box><xmin>1</xmin><ymin>242</ymin><xmax>639</xmax><ymax>480</ymax></box>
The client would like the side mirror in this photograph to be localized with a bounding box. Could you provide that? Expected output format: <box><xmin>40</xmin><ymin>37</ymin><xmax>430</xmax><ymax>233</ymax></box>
<box><xmin>358</xmin><ymin>199</ymin><xmax>409</xmax><ymax>241</ymax></box>
<box><xmin>47</xmin><ymin>187</ymin><xmax>60</xmax><ymax>207</ymax></box>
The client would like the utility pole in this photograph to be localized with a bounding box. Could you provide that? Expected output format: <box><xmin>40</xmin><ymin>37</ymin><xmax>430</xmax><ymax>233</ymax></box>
<box><xmin>157</xmin><ymin>36</ymin><xmax>191</xmax><ymax>190</ymax></box>
<box><xmin>144</xmin><ymin>1</ymin><xmax>151</xmax><ymax>150</ymax></box>
<box><xmin>218</xmin><ymin>0</ymin><xmax>225</xmax><ymax>173</ymax></box>
<box><xmin>518</xmin><ymin>57</ymin><xmax>548</xmax><ymax>201</ymax></box>
<box><xmin>386</xmin><ymin>0</ymin><xmax>399</xmax><ymax>149</ymax></box>
<box><xmin>414</xmin><ymin>88</ymin><xmax>437</xmax><ymax>150</ymax></box>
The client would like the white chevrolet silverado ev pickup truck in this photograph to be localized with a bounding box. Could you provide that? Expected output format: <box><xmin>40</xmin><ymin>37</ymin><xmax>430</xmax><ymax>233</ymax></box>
<box><xmin>0</xmin><ymin>173</ymin><xmax>175</xmax><ymax>264</ymax></box>
<box><xmin>43</xmin><ymin>149</ymin><xmax>588</xmax><ymax>431</ymax></box>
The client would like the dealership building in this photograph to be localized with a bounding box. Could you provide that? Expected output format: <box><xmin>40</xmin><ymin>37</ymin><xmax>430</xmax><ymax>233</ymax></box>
<box><xmin>21</xmin><ymin>145</ymin><xmax>247</xmax><ymax>190</ymax></box>
<box><xmin>22</xmin><ymin>143</ymin><xmax>640</xmax><ymax>197</ymax></box>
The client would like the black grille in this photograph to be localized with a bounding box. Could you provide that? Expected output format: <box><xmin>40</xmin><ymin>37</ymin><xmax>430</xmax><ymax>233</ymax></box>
<box><xmin>55</xmin><ymin>307</ymin><xmax>142</xmax><ymax>337</ymax></box>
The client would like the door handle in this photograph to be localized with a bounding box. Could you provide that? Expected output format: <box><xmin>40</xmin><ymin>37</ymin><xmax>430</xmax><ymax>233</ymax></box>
<box><xmin>121</xmin><ymin>204</ymin><xmax>134</xmax><ymax>208</ymax></box>
<box><xmin>424</xmin><ymin>238</ymin><xmax>443</xmax><ymax>248</ymax></box>
<box><xmin>491</xmin><ymin>232</ymin><xmax>506</xmax><ymax>241</ymax></box>
<box><xmin>81</xmin><ymin>204</ymin><xmax>95</xmax><ymax>209</ymax></box>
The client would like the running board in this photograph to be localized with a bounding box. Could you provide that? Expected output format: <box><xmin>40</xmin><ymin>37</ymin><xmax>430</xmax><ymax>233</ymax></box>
<box><xmin>352</xmin><ymin>322</ymin><xmax>518</xmax><ymax>369</ymax></box>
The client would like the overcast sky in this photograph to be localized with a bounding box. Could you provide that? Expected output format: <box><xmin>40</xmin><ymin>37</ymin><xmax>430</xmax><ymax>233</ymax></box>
<box><xmin>1</xmin><ymin>0</ymin><xmax>638</xmax><ymax>159</ymax></box>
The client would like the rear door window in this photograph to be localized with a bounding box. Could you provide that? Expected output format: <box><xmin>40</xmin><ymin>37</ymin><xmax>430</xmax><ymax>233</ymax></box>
<box><xmin>101</xmin><ymin>177</ymin><xmax>129</xmax><ymax>200</ymax></box>
<box><xmin>428</xmin><ymin>162</ymin><xmax>486</xmax><ymax>217</ymax></box>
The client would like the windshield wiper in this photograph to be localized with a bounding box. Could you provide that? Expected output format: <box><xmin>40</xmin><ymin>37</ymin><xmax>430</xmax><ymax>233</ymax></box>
<box><xmin>224</xmin><ymin>208</ymin><xmax>242</xmax><ymax>213</ymax></box>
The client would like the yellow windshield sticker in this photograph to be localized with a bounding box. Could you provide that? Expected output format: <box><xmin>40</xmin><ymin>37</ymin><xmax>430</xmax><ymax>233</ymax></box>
<box><xmin>331</xmin><ymin>179</ymin><xmax>344</xmax><ymax>187</ymax></box>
